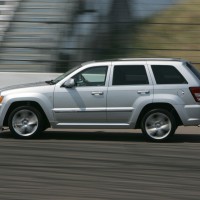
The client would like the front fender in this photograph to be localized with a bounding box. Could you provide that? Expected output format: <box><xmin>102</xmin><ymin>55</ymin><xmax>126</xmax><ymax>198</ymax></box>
<box><xmin>0</xmin><ymin>93</ymin><xmax>54</xmax><ymax>128</ymax></box>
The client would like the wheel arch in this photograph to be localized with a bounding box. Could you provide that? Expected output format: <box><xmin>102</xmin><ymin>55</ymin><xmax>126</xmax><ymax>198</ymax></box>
<box><xmin>135</xmin><ymin>103</ymin><xmax>183</xmax><ymax>129</ymax></box>
<box><xmin>3</xmin><ymin>101</ymin><xmax>50</xmax><ymax>128</ymax></box>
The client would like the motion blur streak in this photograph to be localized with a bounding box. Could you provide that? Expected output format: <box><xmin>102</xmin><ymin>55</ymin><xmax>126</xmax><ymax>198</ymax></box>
<box><xmin>0</xmin><ymin>127</ymin><xmax>200</xmax><ymax>199</ymax></box>
<box><xmin>0</xmin><ymin>0</ymin><xmax>200</xmax><ymax>199</ymax></box>
<box><xmin>0</xmin><ymin>0</ymin><xmax>200</xmax><ymax>72</ymax></box>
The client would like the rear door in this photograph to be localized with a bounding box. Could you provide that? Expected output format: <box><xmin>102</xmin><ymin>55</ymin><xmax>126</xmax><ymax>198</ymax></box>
<box><xmin>106</xmin><ymin>61</ymin><xmax>154</xmax><ymax>125</ymax></box>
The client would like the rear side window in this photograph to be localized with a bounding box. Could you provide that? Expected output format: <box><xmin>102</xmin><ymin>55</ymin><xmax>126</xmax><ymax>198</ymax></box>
<box><xmin>152</xmin><ymin>65</ymin><xmax>187</xmax><ymax>84</ymax></box>
<box><xmin>113</xmin><ymin>65</ymin><xmax>149</xmax><ymax>85</ymax></box>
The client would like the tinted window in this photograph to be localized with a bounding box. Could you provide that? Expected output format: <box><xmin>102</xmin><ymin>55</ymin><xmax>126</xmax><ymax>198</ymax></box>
<box><xmin>152</xmin><ymin>65</ymin><xmax>187</xmax><ymax>84</ymax></box>
<box><xmin>73</xmin><ymin>66</ymin><xmax>107</xmax><ymax>87</ymax></box>
<box><xmin>113</xmin><ymin>65</ymin><xmax>149</xmax><ymax>85</ymax></box>
<box><xmin>186</xmin><ymin>62</ymin><xmax>200</xmax><ymax>80</ymax></box>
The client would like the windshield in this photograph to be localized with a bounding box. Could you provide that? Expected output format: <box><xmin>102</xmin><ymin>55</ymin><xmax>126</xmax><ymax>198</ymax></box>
<box><xmin>51</xmin><ymin>65</ymin><xmax>81</xmax><ymax>84</ymax></box>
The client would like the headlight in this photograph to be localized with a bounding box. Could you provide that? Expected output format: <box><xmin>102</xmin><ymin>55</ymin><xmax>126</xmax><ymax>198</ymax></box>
<box><xmin>0</xmin><ymin>96</ymin><xmax>4</xmax><ymax>103</ymax></box>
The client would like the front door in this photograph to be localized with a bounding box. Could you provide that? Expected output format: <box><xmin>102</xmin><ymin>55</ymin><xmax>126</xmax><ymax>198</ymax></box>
<box><xmin>53</xmin><ymin>65</ymin><xmax>109</xmax><ymax>125</ymax></box>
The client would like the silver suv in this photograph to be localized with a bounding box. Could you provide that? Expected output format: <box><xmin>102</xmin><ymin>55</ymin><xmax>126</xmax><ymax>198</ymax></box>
<box><xmin>0</xmin><ymin>58</ymin><xmax>200</xmax><ymax>141</ymax></box>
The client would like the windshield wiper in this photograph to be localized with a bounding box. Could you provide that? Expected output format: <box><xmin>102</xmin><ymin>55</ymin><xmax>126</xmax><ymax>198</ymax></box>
<box><xmin>45</xmin><ymin>80</ymin><xmax>55</xmax><ymax>85</ymax></box>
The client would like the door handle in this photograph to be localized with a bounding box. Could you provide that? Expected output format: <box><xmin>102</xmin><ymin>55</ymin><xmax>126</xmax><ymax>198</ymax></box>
<box><xmin>91</xmin><ymin>91</ymin><xmax>104</xmax><ymax>96</ymax></box>
<box><xmin>137</xmin><ymin>90</ymin><xmax>150</xmax><ymax>94</ymax></box>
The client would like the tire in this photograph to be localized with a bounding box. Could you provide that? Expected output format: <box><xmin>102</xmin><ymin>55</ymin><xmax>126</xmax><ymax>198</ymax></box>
<box><xmin>8</xmin><ymin>106</ymin><xmax>44</xmax><ymax>139</ymax></box>
<box><xmin>141</xmin><ymin>109</ymin><xmax>177</xmax><ymax>142</ymax></box>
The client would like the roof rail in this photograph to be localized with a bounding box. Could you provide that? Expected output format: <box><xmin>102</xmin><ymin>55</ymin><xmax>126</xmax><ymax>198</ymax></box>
<box><xmin>82</xmin><ymin>58</ymin><xmax>185</xmax><ymax>64</ymax></box>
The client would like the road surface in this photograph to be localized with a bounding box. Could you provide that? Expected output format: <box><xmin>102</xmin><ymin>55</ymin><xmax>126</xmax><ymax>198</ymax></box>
<box><xmin>0</xmin><ymin>127</ymin><xmax>200</xmax><ymax>199</ymax></box>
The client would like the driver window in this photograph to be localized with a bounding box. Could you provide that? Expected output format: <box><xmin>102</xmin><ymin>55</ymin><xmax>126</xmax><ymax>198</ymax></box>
<box><xmin>73</xmin><ymin>66</ymin><xmax>108</xmax><ymax>87</ymax></box>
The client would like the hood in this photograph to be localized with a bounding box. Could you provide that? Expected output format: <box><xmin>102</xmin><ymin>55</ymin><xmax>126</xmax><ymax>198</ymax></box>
<box><xmin>0</xmin><ymin>81</ymin><xmax>48</xmax><ymax>93</ymax></box>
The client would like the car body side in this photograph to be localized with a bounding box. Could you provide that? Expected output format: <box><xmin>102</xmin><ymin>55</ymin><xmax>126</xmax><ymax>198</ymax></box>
<box><xmin>0</xmin><ymin>60</ymin><xmax>200</xmax><ymax>132</ymax></box>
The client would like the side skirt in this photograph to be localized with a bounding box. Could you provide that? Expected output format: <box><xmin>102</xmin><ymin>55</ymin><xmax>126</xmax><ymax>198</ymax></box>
<box><xmin>51</xmin><ymin>122</ymin><xmax>132</xmax><ymax>129</ymax></box>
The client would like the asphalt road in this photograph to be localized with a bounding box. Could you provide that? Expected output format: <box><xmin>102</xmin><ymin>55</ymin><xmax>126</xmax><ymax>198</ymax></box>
<box><xmin>0</xmin><ymin>127</ymin><xmax>200</xmax><ymax>200</ymax></box>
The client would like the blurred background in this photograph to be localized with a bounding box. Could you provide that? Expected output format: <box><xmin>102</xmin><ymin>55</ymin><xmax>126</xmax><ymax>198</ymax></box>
<box><xmin>0</xmin><ymin>0</ymin><xmax>199</xmax><ymax>72</ymax></box>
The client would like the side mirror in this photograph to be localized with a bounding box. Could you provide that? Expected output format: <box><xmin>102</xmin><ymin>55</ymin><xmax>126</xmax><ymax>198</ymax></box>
<box><xmin>62</xmin><ymin>78</ymin><xmax>75</xmax><ymax>88</ymax></box>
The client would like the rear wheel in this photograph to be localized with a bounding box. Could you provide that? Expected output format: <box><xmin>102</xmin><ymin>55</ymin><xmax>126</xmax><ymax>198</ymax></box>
<box><xmin>141</xmin><ymin>109</ymin><xmax>177</xmax><ymax>141</ymax></box>
<box><xmin>8</xmin><ymin>106</ymin><xmax>44</xmax><ymax>138</ymax></box>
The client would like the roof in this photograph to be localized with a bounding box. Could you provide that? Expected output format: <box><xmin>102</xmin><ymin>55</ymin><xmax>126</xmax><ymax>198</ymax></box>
<box><xmin>82</xmin><ymin>58</ymin><xmax>186</xmax><ymax>65</ymax></box>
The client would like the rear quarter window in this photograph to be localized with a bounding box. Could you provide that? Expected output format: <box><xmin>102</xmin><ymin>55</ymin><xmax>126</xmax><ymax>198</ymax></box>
<box><xmin>185</xmin><ymin>62</ymin><xmax>200</xmax><ymax>80</ymax></box>
<box><xmin>151</xmin><ymin>65</ymin><xmax>188</xmax><ymax>84</ymax></box>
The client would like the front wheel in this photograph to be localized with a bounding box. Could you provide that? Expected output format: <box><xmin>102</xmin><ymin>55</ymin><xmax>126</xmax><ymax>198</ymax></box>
<box><xmin>8</xmin><ymin>106</ymin><xmax>43</xmax><ymax>139</ymax></box>
<box><xmin>141</xmin><ymin>109</ymin><xmax>177</xmax><ymax>142</ymax></box>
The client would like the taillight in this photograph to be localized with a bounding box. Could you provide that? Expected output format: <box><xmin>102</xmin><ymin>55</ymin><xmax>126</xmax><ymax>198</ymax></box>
<box><xmin>189</xmin><ymin>87</ymin><xmax>200</xmax><ymax>102</ymax></box>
